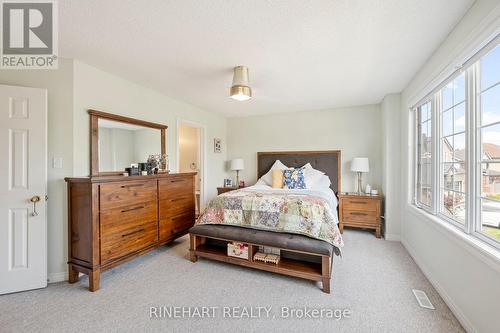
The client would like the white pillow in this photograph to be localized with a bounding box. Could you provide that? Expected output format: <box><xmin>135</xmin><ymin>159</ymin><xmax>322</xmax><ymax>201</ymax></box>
<box><xmin>259</xmin><ymin>160</ymin><xmax>290</xmax><ymax>186</ymax></box>
<box><xmin>301</xmin><ymin>163</ymin><xmax>326</xmax><ymax>188</ymax></box>
<box><xmin>310</xmin><ymin>174</ymin><xmax>332</xmax><ymax>189</ymax></box>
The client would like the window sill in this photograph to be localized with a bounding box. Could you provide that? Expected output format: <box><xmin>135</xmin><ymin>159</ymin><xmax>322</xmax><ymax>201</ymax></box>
<box><xmin>407</xmin><ymin>204</ymin><xmax>500</xmax><ymax>274</ymax></box>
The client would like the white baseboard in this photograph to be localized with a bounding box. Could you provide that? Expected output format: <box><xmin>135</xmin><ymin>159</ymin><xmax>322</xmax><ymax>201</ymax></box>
<box><xmin>384</xmin><ymin>233</ymin><xmax>401</xmax><ymax>241</ymax></box>
<box><xmin>47</xmin><ymin>271</ymin><xmax>68</xmax><ymax>283</ymax></box>
<box><xmin>402</xmin><ymin>240</ymin><xmax>476</xmax><ymax>333</ymax></box>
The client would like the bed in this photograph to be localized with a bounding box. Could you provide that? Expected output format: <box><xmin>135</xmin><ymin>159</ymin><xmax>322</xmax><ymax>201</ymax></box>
<box><xmin>189</xmin><ymin>150</ymin><xmax>343</xmax><ymax>293</ymax></box>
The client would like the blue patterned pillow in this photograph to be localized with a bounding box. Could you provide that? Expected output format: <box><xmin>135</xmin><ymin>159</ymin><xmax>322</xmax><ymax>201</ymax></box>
<box><xmin>283</xmin><ymin>168</ymin><xmax>306</xmax><ymax>189</ymax></box>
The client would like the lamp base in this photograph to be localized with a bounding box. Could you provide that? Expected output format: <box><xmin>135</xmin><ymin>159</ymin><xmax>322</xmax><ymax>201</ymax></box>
<box><xmin>356</xmin><ymin>172</ymin><xmax>363</xmax><ymax>194</ymax></box>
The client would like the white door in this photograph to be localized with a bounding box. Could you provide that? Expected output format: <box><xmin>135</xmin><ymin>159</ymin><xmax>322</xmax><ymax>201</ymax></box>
<box><xmin>0</xmin><ymin>84</ymin><xmax>47</xmax><ymax>294</ymax></box>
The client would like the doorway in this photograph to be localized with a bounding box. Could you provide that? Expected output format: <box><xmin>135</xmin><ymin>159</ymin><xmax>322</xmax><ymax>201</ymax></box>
<box><xmin>177</xmin><ymin>120</ymin><xmax>205</xmax><ymax>217</ymax></box>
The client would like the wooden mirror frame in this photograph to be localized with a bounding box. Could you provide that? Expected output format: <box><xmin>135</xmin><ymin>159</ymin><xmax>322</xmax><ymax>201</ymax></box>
<box><xmin>89</xmin><ymin>109</ymin><xmax>167</xmax><ymax>176</ymax></box>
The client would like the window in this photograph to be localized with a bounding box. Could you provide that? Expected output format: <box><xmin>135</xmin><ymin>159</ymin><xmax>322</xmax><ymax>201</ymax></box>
<box><xmin>439</xmin><ymin>73</ymin><xmax>466</xmax><ymax>224</ymax></box>
<box><xmin>478</xmin><ymin>44</ymin><xmax>500</xmax><ymax>243</ymax></box>
<box><xmin>416</xmin><ymin>101</ymin><xmax>433</xmax><ymax>208</ymax></box>
<box><xmin>414</xmin><ymin>36</ymin><xmax>500</xmax><ymax>249</ymax></box>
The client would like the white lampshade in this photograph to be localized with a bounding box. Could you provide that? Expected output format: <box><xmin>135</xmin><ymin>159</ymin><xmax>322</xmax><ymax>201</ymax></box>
<box><xmin>230</xmin><ymin>158</ymin><xmax>245</xmax><ymax>171</ymax></box>
<box><xmin>351</xmin><ymin>157</ymin><xmax>369</xmax><ymax>173</ymax></box>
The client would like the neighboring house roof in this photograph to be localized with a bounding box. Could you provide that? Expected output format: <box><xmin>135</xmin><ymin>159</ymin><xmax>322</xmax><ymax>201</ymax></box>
<box><xmin>483</xmin><ymin>143</ymin><xmax>500</xmax><ymax>160</ymax></box>
<box><xmin>443</xmin><ymin>140</ymin><xmax>500</xmax><ymax>162</ymax></box>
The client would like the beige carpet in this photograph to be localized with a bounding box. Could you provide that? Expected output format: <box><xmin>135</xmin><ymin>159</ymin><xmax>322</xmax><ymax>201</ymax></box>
<box><xmin>0</xmin><ymin>230</ymin><xmax>463</xmax><ymax>333</ymax></box>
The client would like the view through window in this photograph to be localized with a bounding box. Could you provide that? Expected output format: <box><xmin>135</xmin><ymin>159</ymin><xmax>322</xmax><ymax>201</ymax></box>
<box><xmin>414</xmin><ymin>39</ymin><xmax>500</xmax><ymax>247</ymax></box>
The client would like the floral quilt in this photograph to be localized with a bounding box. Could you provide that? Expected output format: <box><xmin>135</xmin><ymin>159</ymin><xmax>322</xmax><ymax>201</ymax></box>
<box><xmin>197</xmin><ymin>190</ymin><xmax>344</xmax><ymax>251</ymax></box>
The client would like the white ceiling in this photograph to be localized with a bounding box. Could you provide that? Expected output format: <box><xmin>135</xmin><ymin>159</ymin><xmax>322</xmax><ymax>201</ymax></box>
<box><xmin>59</xmin><ymin>0</ymin><xmax>473</xmax><ymax>117</ymax></box>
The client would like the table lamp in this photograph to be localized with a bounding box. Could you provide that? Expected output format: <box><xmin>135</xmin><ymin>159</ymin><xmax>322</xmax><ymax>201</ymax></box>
<box><xmin>230</xmin><ymin>158</ymin><xmax>244</xmax><ymax>188</ymax></box>
<box><xmin>351</xmin><ymin>157</ymin><xmax>369</xmax><ymax>194</ymax></box>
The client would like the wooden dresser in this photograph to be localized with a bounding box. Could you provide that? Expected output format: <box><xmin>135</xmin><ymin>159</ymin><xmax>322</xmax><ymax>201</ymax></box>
<box><xmin>65</xmin><ymin>172</ymin><xmax>196</xmax><ymax>291</ymax></box>
<box><xmin>339</xmin><ymin>193</ymin><xmax>382</xmax><ymax>238</ymax></box>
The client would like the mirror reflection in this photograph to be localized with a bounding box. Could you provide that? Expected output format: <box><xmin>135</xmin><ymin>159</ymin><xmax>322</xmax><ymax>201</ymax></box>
<box><xmin>98</xmin><ymin>118</ymin><xmax>162</xmax><ymax>172</ymax></box>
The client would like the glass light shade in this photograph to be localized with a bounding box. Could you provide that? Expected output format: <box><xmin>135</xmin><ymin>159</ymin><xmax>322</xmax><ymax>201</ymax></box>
<box><xmin>351</xmin><ymin>157</ymin><xmax>370</xmax><ymax>172</ymax></box>
<box><xmin>230</xmin><ymin>66</ymin><xmax>252</xmax><ymax>101</ymax></box>
<box><xmin>230</xmin><ymin>158</ymin><xmax>245</xmax><ymax>171</ymax></box>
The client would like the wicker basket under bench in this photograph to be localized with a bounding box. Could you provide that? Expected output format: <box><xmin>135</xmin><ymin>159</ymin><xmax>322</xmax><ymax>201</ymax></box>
<box><xmin>189</xmin><ymin>225</ymin><xmax>335</xmax><ymax>293</ymax></box>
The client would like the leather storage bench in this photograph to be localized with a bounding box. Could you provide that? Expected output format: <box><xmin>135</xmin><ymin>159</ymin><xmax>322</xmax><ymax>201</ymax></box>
<box><xmin>188</xmin><ymin>224</ymin><xmax>337</xmax><ymax>293</ymax></box>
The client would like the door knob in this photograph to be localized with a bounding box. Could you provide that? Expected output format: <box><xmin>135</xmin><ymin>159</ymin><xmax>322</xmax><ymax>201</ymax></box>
<box><xmin>30</xmin><ymin>195</ymin><xmax>41</xmax><ymax>216</ymax></box>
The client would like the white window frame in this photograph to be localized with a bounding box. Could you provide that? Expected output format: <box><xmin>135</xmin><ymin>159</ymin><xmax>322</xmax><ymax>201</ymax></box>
<box><xmin>412</xmin><ymin>34</ymin><xmax>500</xmax><ymax>250</ymax></box>
<box><xmin>414</xmin><ymin>99</ymin><xmax>434</xmax><ymax>213</ymax></box>
<box><xmin>436</xmin><ymin>71</ymin><xmax>468</xmax><ymax>230</ymax></box>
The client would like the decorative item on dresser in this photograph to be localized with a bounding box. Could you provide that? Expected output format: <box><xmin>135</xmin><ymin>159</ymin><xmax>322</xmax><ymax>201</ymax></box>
<box><xmin>339</xmin><ymin>193</ymin><xmax>382</xmax><ymax>238</ymax></box>
<box><xmin>65</xmin><ymin>172</ymin><xmax>196</xmax><ymax>291</ymax></box>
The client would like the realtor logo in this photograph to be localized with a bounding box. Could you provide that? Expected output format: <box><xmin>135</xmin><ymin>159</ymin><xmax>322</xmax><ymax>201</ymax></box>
<box><xmin>1</xmin><ymin>0</ymin><xmax>58</xmax><ymax>69</ymax></box>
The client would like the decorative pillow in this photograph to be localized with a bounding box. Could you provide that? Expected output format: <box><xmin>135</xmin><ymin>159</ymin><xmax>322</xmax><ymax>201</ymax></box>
<box><xmin>311</xmin><ymin>174</ymin><xmax>332</xmax><ymax>189</ymax></box>
<box><xmin>283</xmin><ymin>168</ymin><xmax>306</xmax><ymax>189</ymax></box>
<box><xmin>272</xmin><ymin>169</ymin><xmax>284</xmax><ymax>188</ymax></box>
<box><xmin>299</xmin><ymin>163</ymin><xmax>328</xmax><ymax>189</ymax></box>
<box><xmin>259</xmin><ymin>160</ymin><xmax>289</xmax><ymax>186</ymax></box>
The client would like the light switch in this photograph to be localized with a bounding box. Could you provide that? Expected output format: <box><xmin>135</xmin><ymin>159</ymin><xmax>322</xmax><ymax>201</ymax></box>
<box><xmin>52</xmin><ymin>157</ymin><xmax>63</xmax><ymax>169</ymax></box>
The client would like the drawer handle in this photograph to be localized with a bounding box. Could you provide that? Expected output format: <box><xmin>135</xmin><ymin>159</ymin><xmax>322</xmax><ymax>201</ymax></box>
<box><xmin>350</xmin><ymin>212</ymin><xmax>367</xmax><ymax>216</ymax></box>
<box><xmin>120</xmin><ymin>184</ymin><xmax>144</xmax><ymax>188</ymax></box>
<box><xmin>122</xmin><ymin>228</ymin><xmax>145</xmax><ymax>238</ymax></box>
<box><xmin>170</xmin><ymin>179</ymin><xmax>185</xmax><ymax>183</ymax></box>
<box><xmin>170</xmin><ymin>197</ymin><xmax>187</xmax><ymax>202</ymax></box>
<box><xmin>350</xmin><ymin>201</ymin><xmax>367</xmax><ymax>204</ymax></box>
<box><xmin>121</xmin><ymin>205</ymin><xmax>145</xmax><ymax>213</ymax></box>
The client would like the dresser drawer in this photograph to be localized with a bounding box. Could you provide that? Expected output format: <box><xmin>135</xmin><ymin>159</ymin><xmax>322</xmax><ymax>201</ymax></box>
<box><xmin>342</xmin><ymin>198</ymin><xmax>378</xmax><ymax>212</ymax></box>
<box><xmin>159</xmin><ymin>176</ymin><xmax>193</xmax><ymax>199</ymax></box>
<box><xmin>100</xmin><ymin>180</ymin><xmax>157</xmax><ymax>211</ymax></box>
<box><xmin>100</xmin><ymin>220</ymin><xmax>158</xmax><ymax>263</ymax></box>
<box><xmin>159</xmin><ymin>194</ymin><xmax>194</xmax><ymax>219</ymax></box>
<box><xmin>100</xmin><ymin>201</ymin><xmax>158</xmax><ymax>237</ymax></box>
<box><xmin>342</xmin><ymin>210</ymin><xmax>378</xmax><ymax>224</ymax></box>
<box><xmin>159</xmin><ymin>212</ymin><xmax>195</xmax><ymax>241</ymax></box>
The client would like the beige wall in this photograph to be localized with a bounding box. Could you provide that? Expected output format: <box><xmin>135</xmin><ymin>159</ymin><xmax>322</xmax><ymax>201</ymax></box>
<box><xmin>381</xmin><ymin>93</ymin><xmax>402</xmax><ymax>240</ymax></box>
<box><xmin>227</xmin><ymin>105</ymin><xmax>382</xmax><ymax>193</ymax></box>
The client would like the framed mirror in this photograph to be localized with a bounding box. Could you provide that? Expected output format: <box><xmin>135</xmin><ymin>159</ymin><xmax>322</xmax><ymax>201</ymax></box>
<box><xmin>89</xmin><ymin>110</ymin><xmax>167</xmax><ymax>176</ymax></box>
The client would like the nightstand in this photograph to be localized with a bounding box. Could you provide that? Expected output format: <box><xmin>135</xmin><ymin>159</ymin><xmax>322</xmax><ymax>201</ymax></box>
<box><xmin>217</xmin><ymin>187</ymin><xmax>239</xmax><ymax>195</ymax></box>
<box><xmin>339</xmin><ymin>193</ymin><xmax>383</xmax><ymax>238</ymax></box>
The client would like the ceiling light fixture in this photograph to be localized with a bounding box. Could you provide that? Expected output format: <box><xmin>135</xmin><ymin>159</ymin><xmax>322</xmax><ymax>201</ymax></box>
<box><xmin>230</xmin><ymin>66</ymin><xmax>252</xmax><ymax>101</ymax></box>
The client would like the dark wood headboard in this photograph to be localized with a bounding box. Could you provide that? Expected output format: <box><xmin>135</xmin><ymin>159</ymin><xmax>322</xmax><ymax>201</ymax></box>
<box><xmin>257</xmin><ymin>150</ymin><xmax>341</xmax><ymax>194</ymax></box>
